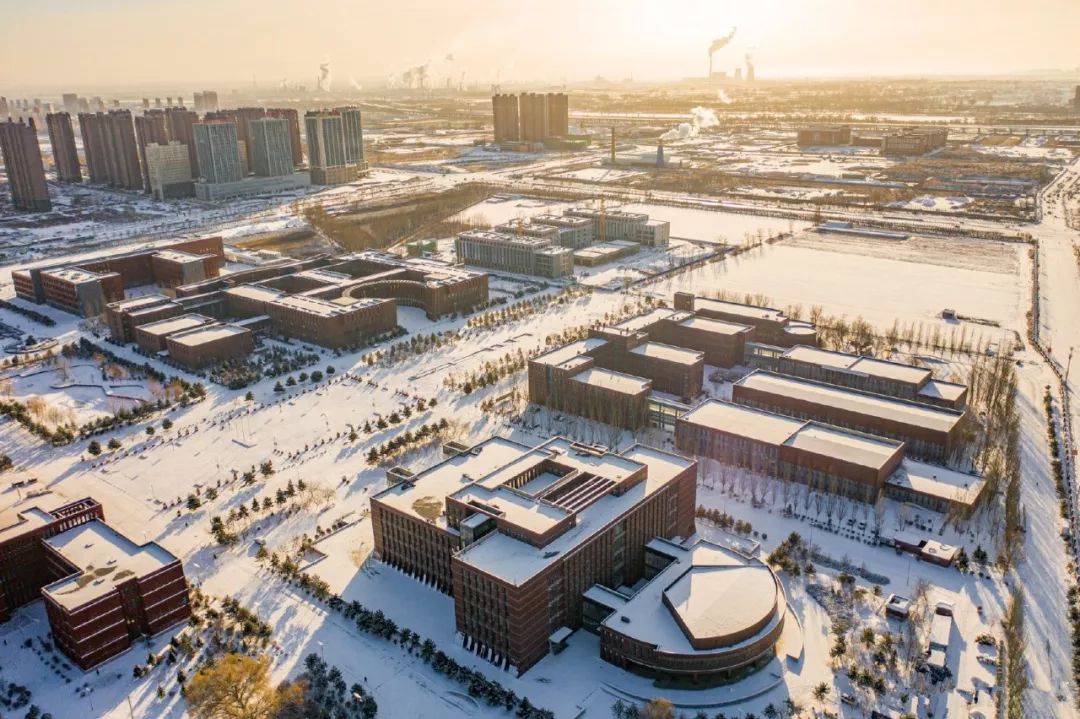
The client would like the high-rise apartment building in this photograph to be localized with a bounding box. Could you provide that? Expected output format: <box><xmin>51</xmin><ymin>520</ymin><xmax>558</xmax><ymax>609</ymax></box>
<box><xmin>266</xmin><ymin>108</ymin><xmax>302</xmax><ymax>166</ymax></box>
<box><xmin>192</xmin><ymin>90</ymin><xmax>219</xmax><ymax>114</ymax></box>
<box><xmin>205</xmin><ymin>108</ymin><xmax>266</xmax><ymax>168</ymax></box>
<box><xmin>340</xmin><ymin>107</ymin><xmax>364</xmax><ymax>165</ymax></box>
<box><xmin>518</xmin><ymin>93</ymin><xmax>550</xmax><ymax>142</ymax></box>
<box><xmin>0</xmin><ymin>118</ymin><xmax>52</xmax><ymax>212</ymax></box>
<box><xmin>493</xmin><ymin>93</ymin><xmax>569</xmax><ymax>144</ymax></box>
<box><xmin>78</xmin><ymin>110</ymin><xmax>142</xmax><ymax>190</ymax></box>
<box><xmin>492</xmin><ymin>94</ymin><xmax>520</xmax><ymax>141</ymax></box>
<box><xmin>249</xmin><ymin>118</ymin><xmax>292</xmax><ymax>177</ymax></box>
<box><xmin>61</xmin><ymin>93</ymin><xmax>79</xmax><ymax>116</ymax></box>
<box><xmin>45</xmin><ymin>112</ymin><xmax>82</xmax><ymax>183</ymax></box>
<box><xmin>145</xmin><ymin>141</ymin><xmax>194</xmax><ymax>200</ymax></box>
<box><xmin>134</xmin><ymin>110</ymin><xmax>170</xmax><ymax>192</ymax></box>
<box><xmin>165</xmin><ymin>107</ymin><xmax>199</xmax><ymax>176</ymax></box>
<box><xmin>192</xmin><ymin>122</ymin><xmax>243</xmax><ymax>184</ymax></box>
<box><xmin>305</xmin><ymin>108</ymin><xmax>367</xmax><ymax>185</ymax></box>
<box><xmin>0</xmin><ymin>97</ymin><xmax>8</xmax><ymax>117</ymax></box>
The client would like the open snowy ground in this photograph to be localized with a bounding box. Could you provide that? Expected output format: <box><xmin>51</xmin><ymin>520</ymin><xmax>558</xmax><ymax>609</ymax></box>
<box><xmin>648</xmin><ymin>230</ymin><xmax>1029</xmax><ymax>335</ymax></box>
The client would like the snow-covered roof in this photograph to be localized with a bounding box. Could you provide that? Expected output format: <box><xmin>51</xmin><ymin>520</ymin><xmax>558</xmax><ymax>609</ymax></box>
<box><xmin>676</xmin><ymin>315</ymin><xmax>753</xmax><ymax>335</ymax></box>
<box><xmin>783</xmin><ymin>345</ymin><xmax>932</xmax><ymax>386</ymax></box>
<box><xmin>224</xmin><ymin>284</ymin><xmax>286</xmax><ymax>302</ymax></box>
<box><xmin>270</xmin><ymin>294</ymin><xmax>381</xmax><ymax>317</ymax></box>
<box><xmin>454</xmin><ymin>444</ymin><xmax>693</xmax><ymax>586</ymax></box>
<box><xmin>168</xmin><ymin>323</ymin><xmax>249</xmax><ymax>347</ymax></box>
<box><xmin>917</xmin><ymin>379</ymin><xmax>967</xmax><ymax>402</ymax></box>
<box><xmin>599</xmin><ymin>538</ymin><xmax>784</xmax><ymax>655</ymax></box>
<box><xmin>530</xmin><ymin>337</ymin><xmax>607</xmax><ymax>369</ymax></box>
<box><xmin>679</xmin><ymin>400</ymin><xmax>806</xmax><ymax>445</ymax></box>
<box><xmin>613</xmin><ymin>308</ymin><xmax>678</xmax><ymax>333</ymax></box>
<box><xmin>693</xmin><ymin>297</ymin><xmax>785</xmax><ymax>322</ymax></box>
<box><xmin>42</xmin><ymin>520</ymin><xmax>177</xmax><ymax>610</ymax></box>
<box><xmin>571</xmin><ymin>367</ymin><xmax>651</xmax><ymax>395</ymax></box>
<box><xmin>629</xmin><ymin>341</ymin><xmax>703</xmax><ymax>365</ymax></box>
<box><xmin>153</xmin><ymin>249</ymin><xmax>204</xmax><ymax>263</ymax></box>
<box><xmin>137</xmin><ymin>313</ymin><xmax>213</xmax><ymax>337</ymax></box>
<box><xmin>735</xmin><ymin>371</ymin><xmax>963</xmax><ymax>434</ymax></box>
<box><xmin>783</xmin><ymin>423</ymin><xmax>903</xmax><ymax>470</ymax></box>
<box><xmin>372</xmin><ymin>436</ymin><xmax>530</xmax><ymax>527</ymax></box>
<box><xmin>886</xmin><ymin>459</ymin><xmax>985</xmax><ymax>505</ymax></box>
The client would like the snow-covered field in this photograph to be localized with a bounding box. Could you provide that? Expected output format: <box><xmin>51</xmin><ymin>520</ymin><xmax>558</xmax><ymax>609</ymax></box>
<box><xmin>649</xmin><ymin>230</ymin><xmax>1028</xmax><ymax>335</ymax></box>
<box><xmin>0</xmin><ymin>146</ymin><xmax>1074</xmax><ymax>719</ymax></box>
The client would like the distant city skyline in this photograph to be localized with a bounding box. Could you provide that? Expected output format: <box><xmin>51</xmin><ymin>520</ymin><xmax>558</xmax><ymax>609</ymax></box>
<box><xmin>2</xmin><ymin>0</ymin><xmax>1079</xmax><ymax>93</ymax></box>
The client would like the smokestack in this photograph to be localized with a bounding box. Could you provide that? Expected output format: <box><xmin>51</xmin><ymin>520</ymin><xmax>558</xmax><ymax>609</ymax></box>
<box><xmin>707</xmin><ymin>28</ymin><xmax>736</xmax><ymax>78</ymax></box>
<box><xmin>610</xmin><ymin>127</ymin><xmax>616</xmax><ymax>163</ymax></box>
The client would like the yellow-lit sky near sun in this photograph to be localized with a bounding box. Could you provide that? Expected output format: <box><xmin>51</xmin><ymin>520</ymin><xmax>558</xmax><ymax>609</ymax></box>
<box><xmin>2</xmin><ymin>0</ymin><xmax>1079</xmax><ymax>91</ymax></box>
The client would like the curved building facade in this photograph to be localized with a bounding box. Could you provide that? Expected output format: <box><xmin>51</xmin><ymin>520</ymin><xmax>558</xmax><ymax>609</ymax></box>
<box><xmin>588</xmin><ymin>538</ymin><xmax>786</xmax><ymax>684</ymax></box>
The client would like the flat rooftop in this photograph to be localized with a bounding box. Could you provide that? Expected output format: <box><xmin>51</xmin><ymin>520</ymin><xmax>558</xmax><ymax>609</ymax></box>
<box><xmin>106</xmin><ymin>295</ymin><xmax>172</xmax><ymax>312</ymax></box>
<box><xmin>572</xmin><ymin>367</ymin><xmax>651</xmax><ymax>394</ymax></box>
<box><xmin>783</xmin><ymin>346</ymin><xmax>932</xmax><ymax>386</ymax></box>
<box><xmin>137</xmin><ymin>313</ymin><xmax>212</xmax><ymax>337</ymax></box>
<box><xmin>918</xmin><ymin>379</ymin><xmax>968</xmax><ymax>403</ymax></box>
<box><xmin>168</xmin><ymin>323</ymin><xmax>249</xmax><ymax>347</ymax></box>
<box><xmin>629</xmin><ymin>341</ymin><xmax>703</xmax><ymax>365</ymax></box>
<box><xmin>614</xmin><ymin>308</ymin><xmax>678</xmax><ymax>333</ymax></box>
<box><xmin>373</xmin><ymin>437</ymin><xmax>531</xmax><ymax>528</ymax></box>
<box><xmin>458</xmin><ymin>230</ymin><xmax>549</xmax><ymax>248</ymax></box>
<box><xmin>225</xmin><ymin>284</ymin><xmax>286</xmax><ymax>302</ymax></box>
<box><xmin>782</xmin><ymin>423</ymin><xmax>903</xmax><ymax>471</ymax></box>
<box><xmin>455</xmin><ymin>444</ymin><xmax>693</xmax><ymax>585</ymax></box>
<box><xmin>42</xmin><ymin>520</ymin><xmax>176</xmax><ymax>610</ymax></box>
<box><xmin>887</xmin><ymin>459</ymin><xmax>985</xmax><ymax>506</ymax></box>
<box><xmin>680</xmin><ymin>400</ymin><xmax>806</xmax><ymax>445</ymax></box>
<box><xmin>677</xmin><ymin>315</ymin><xmax>753</xmax><ymax>336</ymax></box>
<box><xmin>42</xmin><ymin>267</ymin><xmax>107</xmax><ymax>284</ymax></box>
<box><xmin>735</xmin><ymin>371</ymin><xmax>963</xmax><ymax>434</ymax></box>
<box><xmin>270</xmin><ymin>294</ymin><xmax>378</xmax><ymax>317</ymax></box>
<box><xmin>153</xmin><ymin>249</ymin><xmax>204</xmax><ymax>263</ymax></box>
<box><xmin>531</xmin><ymin>337</ymin><xmax>607</xmax><ymax>369</ymax></box>
<box><xmin>694</xmin><ymin>297</ymin><xmax>785</xmax><ymax>323</ymax></box>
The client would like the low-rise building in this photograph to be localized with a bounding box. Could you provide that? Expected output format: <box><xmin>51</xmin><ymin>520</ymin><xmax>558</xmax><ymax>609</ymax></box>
<box><xmin>676</xmin><ymin>399</ymin><xmax>986</xmax><ymax>511</ymax></box>
<box><xmin>266</xmin><ymin>295</ymin><xmax>395</xmax><ymax>349</ymax></box>
<box><xmin>371</xmin><ymin>436</ymin><xmax>697</xmax><ymax>674</ymax></box>
<box><xmin>193</xmin><ymin>172</ymin><xmax>311</xmax><ymax>201</ymax></box>
<box><xmin>135</xmin><ymin>313</ymin><xmax>214</xmax><ymax>354</ymax></box>
<box><xmin>590</xmin><ymin>537</ymin><xmax>786</xmax><ymax>684</ymax></box>
<box><xmin>748</xmin><ymin>344</ymin><xmax>968</xmax><ymax>410</ymax></box>
<box><xmin>13</xmin><ymin>237</ymin><xmax>225</xmax><ymax>316</ymax></box>
<box><xmin>455</xmin><ymin>230</ymin><xmax>574</xmax><ymax>278</ymax></box>
<box><xmin>165</xmin><ymin>323</ymin><xmax>254</xmax><ymax>369</ymax></box>
<box><xmin>674</xmin><ymin>292</ymin><xmax>817</xmax><ymax>347</ymax></box>
<box><xmin>881</xmin><ymin>127</ymin><xmax>948</xmax><ymax>156</ymax></box>
<box><xmin>151</xmin><ymin>249</ymin><xmax>220</xmax><ymax>290</ymax></box>
<box><xmin>796</xmin><ymin>125</ymin><xmax>852</xmax><ymax>147</ymax></box>
<box><xmin>573</xmin><ymin>241</ymin><xmax>639</xmax><ymax>267</ymax></box>
<box><xmin>104</xmin><ymin>295</ymin><xmax>182</xmax><ymax>342</ymax></box>
<box><xmin>615</xmin><ymin>308</ymin><xmax>753</xmax><ymax>368</ymax></box>
<box><xmin>731</xmin><ymin>370</ymin><xmax>966</xmax><ymax>462</ymax></box>
<box><xmin>0</xmin><ymin>497</ymin><xmax>190</xmax><ymax>669</ymax></box>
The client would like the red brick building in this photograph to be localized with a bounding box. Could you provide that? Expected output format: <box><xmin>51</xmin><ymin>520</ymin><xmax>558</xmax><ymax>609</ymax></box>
<box><xmin>0</xmin><ymin>497</ymin><xmax>190</xmax><ymax>670</ymax></box>
<box><xmin>673</xmin><ymin>292</ymin><xmax>817</xmax><ymax>348</ymax></box>
<box><xmin>12</xmin><ymin>236</ymin><xmax>224</xmax><ymax>316</ymax></box>
<box><xmin>731</xmin><ymin>370</ymin><xmax>966</xmax><ymax>463</ymax></box>
<box><xmin>371</xmin><ymin>437</ymin><xmax>697</xmax><ymax>674</ymax></box>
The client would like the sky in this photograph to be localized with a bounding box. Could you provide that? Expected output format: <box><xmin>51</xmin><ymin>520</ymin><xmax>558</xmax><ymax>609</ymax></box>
<box><xmin>2</xmin><ymin>0</ymin><xmax>1079</xmax><ymax>92</ymax></box>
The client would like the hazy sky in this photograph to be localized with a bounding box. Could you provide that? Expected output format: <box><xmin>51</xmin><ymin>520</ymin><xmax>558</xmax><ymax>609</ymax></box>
<box><xmin>3</xmin><ymin>0</ymin><xmax>1079</xmax><ymax>92</ymax></box>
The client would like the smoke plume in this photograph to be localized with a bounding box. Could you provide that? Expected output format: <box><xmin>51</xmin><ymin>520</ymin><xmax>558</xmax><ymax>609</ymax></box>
<box><xmin>709</xmin><ymin>28</ymin><xmax>736</xmax><ymax>56</ymax></box>
<box><xmin>660</xmin><ymin>106</ymin><xmax>720</xmax><ymax>141</ymax></box>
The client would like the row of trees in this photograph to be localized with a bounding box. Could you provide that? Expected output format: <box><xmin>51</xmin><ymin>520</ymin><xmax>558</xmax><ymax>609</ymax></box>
<box><xmin>258</xmin><ymin>556</ymin><xmax>555</xmax><ymax>718</ymax></box>
<box><xmin>365</xmin><ymin>418</ymin><xmax>452</xmax><ymax>465</ymax></box>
